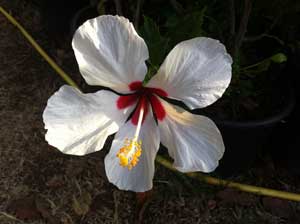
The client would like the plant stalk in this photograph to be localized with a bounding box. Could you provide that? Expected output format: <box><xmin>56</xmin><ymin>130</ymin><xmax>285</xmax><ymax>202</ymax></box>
<box><xmin>0</xmin><ymin>6</ymin><xmax>80</xmax><ymax>90</ymax></box>
<box><xmin>232</xmin><ymin>0</ymin><xmax>252</xmax><ymax>58</ymax></box>
<box><xmin>156</xmin><ymin>155</ymin><xmax>300</xmax><ymax>202</ymax></box>
<box><xmin>229</xmin><ymin>0</ymin><xmax>235</xmax><ymax>38</ymax></box>
<box><xmin>114</xmin><ymin>0</ymin><xmax>123</xmax><ymax>15</ymax></box>
<box><xmin>134</xmin><ymin>0</ymin><xmax>143</xmax><ymax>29</ymax></box>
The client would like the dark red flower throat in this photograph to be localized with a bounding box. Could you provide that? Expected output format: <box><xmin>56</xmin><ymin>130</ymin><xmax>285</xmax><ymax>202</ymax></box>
<box><xmin>116</xmin><ymin>81</ymin><xmax>167</xmax><ymax>125</ymax></box>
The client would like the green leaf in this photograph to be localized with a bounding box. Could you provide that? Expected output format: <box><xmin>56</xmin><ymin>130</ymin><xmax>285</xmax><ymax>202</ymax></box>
<box><xmin>143</xmin><ymin>64</ymin><xmax>158</xmax><ymax>85</ymax></box>
<box><xmin>270</xmin><ymin>53</ymin><xmax>287</xmax><ymax>63</ymax></box>
<box><xmin>139</xmin><ymin>16</ymin><xmax>169</xmax><ymax>67</ymax></box>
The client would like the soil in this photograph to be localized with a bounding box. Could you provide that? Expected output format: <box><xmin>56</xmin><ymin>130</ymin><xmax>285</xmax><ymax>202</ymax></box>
<box><xmin>1</xmin><ymin>0</ymin><xmax>300</xmax><ymax>223</ymax></box>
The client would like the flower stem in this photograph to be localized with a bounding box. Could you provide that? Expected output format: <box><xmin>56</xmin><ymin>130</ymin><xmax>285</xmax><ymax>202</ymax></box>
<box><xmin>2</xmin><ymin>5</ymin><xmax>300</xmax><ymax>202</ymax></box>
<box><xmin>0</xmin><ymin>6</ymin><xmax>80</xmax><ymax>90</ymax></box>
<box><xmin>240</xmin><ymin>58</ymin><xmax>269</xmax><ymax>71</ymax></box>
<box><xmin>155</xmin><ymin>155</ymin><xmax>300</xmax><ymax>202</ymax></box>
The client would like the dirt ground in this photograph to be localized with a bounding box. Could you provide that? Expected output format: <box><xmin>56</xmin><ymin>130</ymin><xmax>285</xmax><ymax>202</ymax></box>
<box><xmin>1</xmin><ymin>1</ymin><xmax>300</xmax><ymax>223</ymax></box>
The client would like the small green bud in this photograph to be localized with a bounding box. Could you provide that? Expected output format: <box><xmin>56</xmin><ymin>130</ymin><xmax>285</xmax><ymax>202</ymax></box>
<box><xmin>271</xmin><ymin>53</ymin><xmax>287</xmax><ymax>63</ymax></box>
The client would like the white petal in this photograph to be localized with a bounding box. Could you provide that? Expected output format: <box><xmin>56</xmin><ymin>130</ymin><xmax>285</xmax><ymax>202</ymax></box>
<box><xmin>158</xmin><ymin>98</ymin><xmax>224</xmax><ymax>173</ymax></box>
<box><xmin>43</xmin><ymin>85</ymin><xmax>134</xmax><ymax>155</ymax></box>
<box><xmin>104</xmin><ymin>108</ymin><xmax>160</xmax><ymax>192</ymax></box>
<box><xmin>147</xmin><ymin>37</ymin><xmax>232</xmax><ymax>109</ymax></box>
<box><xmin>72</xmin><ymin>15</ymin><xmax>149</xmax><ymax>93</ymax></box>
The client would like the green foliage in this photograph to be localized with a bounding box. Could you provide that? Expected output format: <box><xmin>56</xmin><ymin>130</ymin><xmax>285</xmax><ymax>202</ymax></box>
<box><xmin>165</xmin><ymin>8</ymin><xmax>206</xmax><ymax>49</ymax></box>
<box><xmin>139</xmin><ymin>6</ymin><xmax>206</xmax><ymax>78</ymax></box>
<box><xmin>139</xmin><ymin>16</ymin><xmax>169</xmax><ymax>67</ymax></box>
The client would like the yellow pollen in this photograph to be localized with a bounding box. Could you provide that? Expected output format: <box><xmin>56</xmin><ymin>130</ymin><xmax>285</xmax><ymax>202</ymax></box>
<box><xmin>117</xmin><ymin>138</ymin><xmax>142</xmax><ymax>170</ymax></box>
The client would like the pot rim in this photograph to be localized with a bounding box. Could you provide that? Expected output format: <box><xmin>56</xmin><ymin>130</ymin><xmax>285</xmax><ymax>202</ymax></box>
<box><xmin>213</xmin><ymin>87</ymin><xmax>296</xmax><ymax>129</ymax></box>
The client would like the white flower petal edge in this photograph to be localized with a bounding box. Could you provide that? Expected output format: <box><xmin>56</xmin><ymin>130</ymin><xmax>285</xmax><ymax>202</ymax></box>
<box><xmin>158</xmin><ymin>98</ymin><xmax>225</xmax><ymax>173</ymax></box>
<box><xmin>72</xmin><ymin>15</ymin><xmax>149</xmax><ymax>93</ymax></box>
<box><xmin>147</xmin><ymin>37</ymin><xmax>232</xmax><ymax>109</ymax></box>
<box><xmin>105</xmin><ymin>108</ymin><xmax>160</xmax><ymax>192</ymax></box>
<box><xmin>43</xmin><ymin>85</ymin><xmax>135</xmax><ymax>156</ymax></box>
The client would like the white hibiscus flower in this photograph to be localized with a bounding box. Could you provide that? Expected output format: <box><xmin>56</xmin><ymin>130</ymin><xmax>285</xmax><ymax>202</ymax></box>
<box><xmin>43</xmin><ymin>15</ymin><xmax>232</xmax><ymax>192</ymax></box>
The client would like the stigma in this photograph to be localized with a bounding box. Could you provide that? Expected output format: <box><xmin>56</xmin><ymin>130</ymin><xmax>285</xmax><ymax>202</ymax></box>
<box><xmin>117</xmin><ymin>138</ymin><xmax>142</xmax><ymax>170</ymax></box>
<box><xmin>117</xmin><ymin>107</ymin><xmax>144</xmax><ymax>170</ymax></box>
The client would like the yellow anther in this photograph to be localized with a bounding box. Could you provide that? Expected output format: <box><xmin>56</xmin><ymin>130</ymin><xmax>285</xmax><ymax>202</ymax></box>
<box><xmin>116</xmin><ymin>138</ymin><xmax>142</xmax><ymax>170</ymax></box>
<box><xmin>117</xmin><ymin>107</ymin><xmax>144</xmax><ymax>170</ymax></box>
<box><xmin>118</xmin><ymin>154</ymin><xmax>129</xmax><ymax>167</ymax></box>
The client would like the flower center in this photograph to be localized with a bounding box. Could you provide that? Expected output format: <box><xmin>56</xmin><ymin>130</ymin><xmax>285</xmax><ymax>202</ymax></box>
<box><xmin>116</xmin><ymin>81</ymin><xmax>168</xmax><ymax>170</ymax></box>
<box><xmin>116</xmin><ymin>81</ymin><xmax>167</xmax><ymax>125</ymax></box>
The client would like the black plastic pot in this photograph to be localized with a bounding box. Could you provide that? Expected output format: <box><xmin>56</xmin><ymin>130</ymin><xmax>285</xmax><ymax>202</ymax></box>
<box><xmin>213</xmin><ymin>87</ymin><xmax>296</xmax><ymax>177</ymax></box>
<box><xmin>268</xmin><ymin>48</ymin><xmax>300</xmax><ymax>176</ymax></box>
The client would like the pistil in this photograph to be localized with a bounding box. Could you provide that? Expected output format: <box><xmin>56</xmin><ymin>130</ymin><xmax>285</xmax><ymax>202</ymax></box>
<box><xmin>117</xmin><ymin>107</ymin><xmax>144</xmax><ymax>170</ymax></box>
